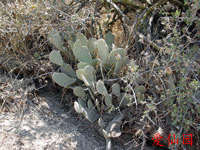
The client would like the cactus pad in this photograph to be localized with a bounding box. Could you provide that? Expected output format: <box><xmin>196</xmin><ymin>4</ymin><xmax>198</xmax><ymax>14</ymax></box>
<box><xmin>49</xmin><ymin>50</ymin><xmax>64</xmax><ymax>66</ymax></box>
<box><xmin>52</xmin><ymin>72</ymin><xmax>76</xmax><ymax>88</ymax></box>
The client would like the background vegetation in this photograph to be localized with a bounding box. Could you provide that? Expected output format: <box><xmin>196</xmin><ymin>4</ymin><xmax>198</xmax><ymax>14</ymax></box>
<box><xmin>0</xmin><ymin>0</ymin><xmax>199</xmax><ymax>149</ymax></box>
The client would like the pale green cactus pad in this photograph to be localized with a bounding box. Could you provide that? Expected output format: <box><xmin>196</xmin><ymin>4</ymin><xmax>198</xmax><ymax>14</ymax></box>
<box><xmin>87</xmin><ymin>38</ymin><xmax>97</xmax><ymax>57</ymax></box>
<box><xmin>78</xmin><ymin>97</ymin><xmax>87</xmax><ymax>108</ymax></box>
<box><xmin>86</xmin><ymin>99</ymin><xmax>100</xmax><ymax>122</ymax></box>
<box><xmin>114</xmin><ymin>58</ymin><xmax>124</xmax><ymax>74</ymax></box>
<box><xmin>105</xmin><ymin>114</ymin><xmax>123</xmax><ymax>138</ymax></box>
<box><xmin>112</xmin><ymin>83</ymin><xmax>120</xmax><ymax>98</ymax></box>
<box><xmin>76</xmin><ymin>65</ymin><xmax>96</xmax><ymax>87</ymax></box>
<box><xmin>108</xmin><ymin>48</ymin><xmax>126</xmax><ymax>65</ymax></box>
<box><xmin>105</xmin><ymin>31</ymin><xmax>114</xmax><ymax>52</ymax></box>
<box><xmin>96</xmin><ymin>39</ymin><xmax>109</xmax><ymax>63</ymax></box>
<box><xmin>76</xmin><ymin>33</ymin><xmax>88</xmax><ymax>46</ymax></box>
<box><xmin>96</xmin><ymin>80</ymin><xmax>108</xmax><ymax>96</ymax></box>
<box><xmin>49</xmin><ymin>50</ymin><xmax>64</xmax><ymax>66</ymax></box>
<box><xmin>74</xmin><ymin>101</ymin><xmax>84</xmax><ymax>114</ymax></box>
<box><xmin>101</xmin><ymin>114</ymin><xmax>124</xmax><ymax>150</ymax></box>
<box><xmin>83</xmin><ymin>65</ymin><xmax>96</xmax><ymax>87</ymax></box>
<box><xmin>61</xmin><ymin>63</ymin><xmax>76</xmax><ymax>77</ymax></box>
<box><xmin>98</xmin><ymin>117</ymin><xmax>106</xmax><ymax>128</ymax></box>
<box><xmin>109</xmin><ymin>48</ymin><xmax>128</xmax><ymax>74</ymax></box>
<box><xmin>52</xmin><ymin>72</ymin><xmax>76</xmax><ymax>88</ymax></box>
<box><xmin>105</xmin><ymin>94</ymin><xmax>113</xmax><ymax>107</ymax></box>
<box><xmin>73</xmin><ymin>39</ymin><xmax>92</xmax><ymax>64</ymax></box>
<box><xmin>73</xmin><ymin>86</ymin><xmax>86</xmax><ymax>97</ymax></box>
<box><xmin>76</xmin><ymin>69</ymin><xmax>85</xmax><ymax>81</ymax></box>
<box><xmin>74</xmin><ymin>98</ymin><xmax>99</xmax><ymax>122</ymax></box>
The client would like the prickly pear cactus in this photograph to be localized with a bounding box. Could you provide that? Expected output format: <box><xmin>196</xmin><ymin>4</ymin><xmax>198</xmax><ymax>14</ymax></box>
<box><xmin>96</xmin><ymin>39</ymin><xmax>109</xmax><ymax>63</ymax></box>
<box><xmin>48</xmin><ymin>31</ymin><xmax>131</xmax><ymax>148</ymax></box>
<box><xmin>105</xmin><ymin>94</ymin><xmax>113</xmax><ymax>108</ymax></box>
<box><xmin>48</xmin><ymin>30</ymin><xmax>64</xmax><ymax>51</ymax></box>
<box><xmin>112</xmin><ymin>83</ymin><xmax>120</xmax><ymax>98</ymax></box>
<box><xmin>74</xmin><ymin>101</ymin><xmax>84</xmax><ymax>114</ymax></box>
<box><xmin>73</xmin><ymin>39</ymin><xmax>93</xmax><ymax>64</ymax></box>
<box><xmin>52</xmin><ymin>72</ymin><xmax>76</xmax><ymax>88</ymax></box>
<box><xmin>60</xmin><ymin>63</ymin><xmax>76</xmax><ymax>77</ymax></box>
<box><xmin>108</xmin><ymin>48</ymin><xmax>128</xmax><ymax>74</ymax></box>
<box><xmin>74</xmin><ymin>98</ymin><xmax>99</xmax><ymax>122</ymax></box>
<box><xmin>96</xmin><ymin>80</ymin><xmax>108</xmax><ymax>96</ymax></box>
<box><xmin>98</xmin><ymin>115</ymin><xmax>124</xmax><ymax>150</ymax></box>
<box><xmin>108</xmin><ymin>48</ymin><xmax>126</xmax><ymax>65</ymax></box>
<box><xmin>76</xmin><ymin>65</ymin><xmax>96</xmax><ymax>89</ymax></box>
<box><xmin>49</xmin><ymin>50</ymin><xmax>64</xmax><ymax>66</ymax></box>
<box><xmin>98</xmin><ymin>117</ymin><xmax>106</xmax><ymax>128</ymax></box>
<box><xmin>87</xmin><ymin>38</ymin><xmax>98</xmax><ymax>57</ymax></box>
<box><xmin>76</xmin><ymin>33</ymin><xmax>88</xmax><ymax>46</ymax></box>
<box><xmin>105</xmin><ymin>31</ymin><xmax>114</xmax><ymax>52</ymax></box>
<box><xmin>73</xmin><ymin>86</ymin><xmax>86</xmax><ymax>97</ymax></box>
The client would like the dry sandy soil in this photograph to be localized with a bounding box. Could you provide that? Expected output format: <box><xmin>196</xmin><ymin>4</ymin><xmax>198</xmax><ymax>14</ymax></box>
<box><xmin>0</xmin><ymin>71</ymin><xmax>107</xmax><ymax>150</ymax></box>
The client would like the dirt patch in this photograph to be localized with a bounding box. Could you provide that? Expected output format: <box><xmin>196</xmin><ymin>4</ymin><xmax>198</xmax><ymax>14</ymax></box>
<box><xmin>0</xmin><ymin>71</ymin><xmax>105</xmax><ymax>150</ymax></box>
